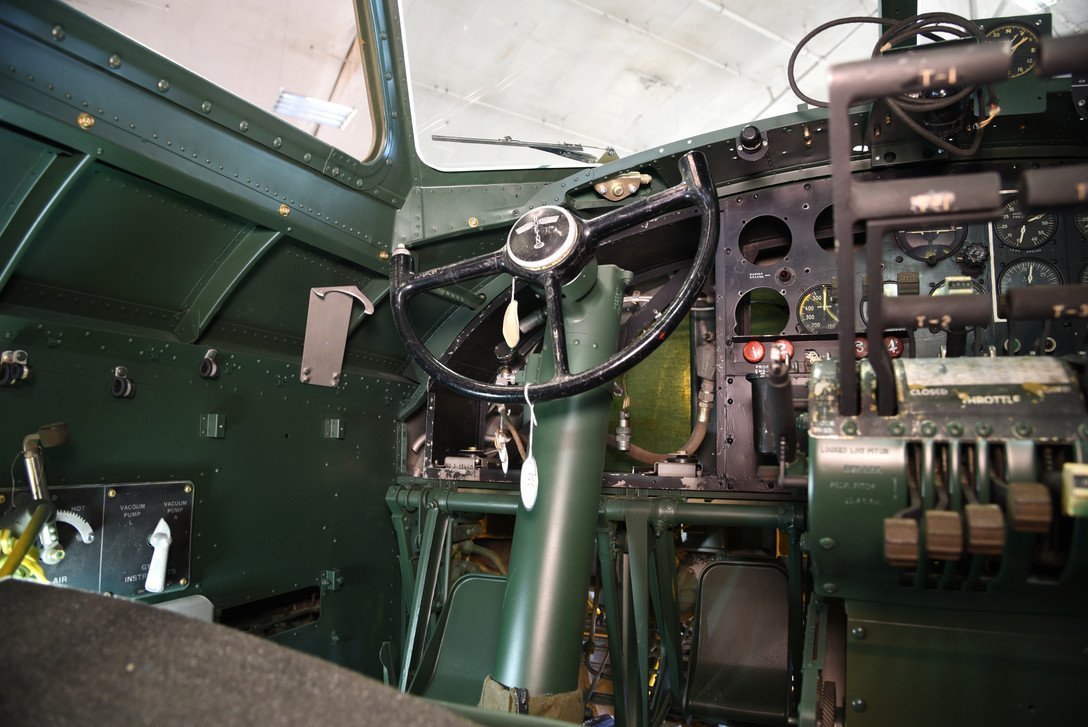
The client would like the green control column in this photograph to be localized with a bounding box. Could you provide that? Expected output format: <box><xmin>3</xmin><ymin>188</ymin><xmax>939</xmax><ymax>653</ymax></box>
<box><xmin>492</xmin><ymin>262</ymin><xmax>631</xmax><ymax>696</ymax></box>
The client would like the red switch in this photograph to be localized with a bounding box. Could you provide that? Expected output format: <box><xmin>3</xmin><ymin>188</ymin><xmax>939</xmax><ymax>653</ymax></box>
<box><xmin>773</xmin><ymin>339</ymin><xmax>795</xmax><ymax>359</ymax></box>
<box><xmin>742</xmin><ymin>340</ymin><xmax>765</xmax><ymax>363</ymax></box>
<box><xmin>854</xmin><ymin>337</ymin><xmax>869</xmax><ymax>359</ymax></box>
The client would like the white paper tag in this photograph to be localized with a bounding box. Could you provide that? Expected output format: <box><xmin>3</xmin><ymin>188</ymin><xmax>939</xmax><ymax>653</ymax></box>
<box><xmin>521</xmin><ymin>462</ymin><xmax>538</xmax><ymax>510</ymax></box>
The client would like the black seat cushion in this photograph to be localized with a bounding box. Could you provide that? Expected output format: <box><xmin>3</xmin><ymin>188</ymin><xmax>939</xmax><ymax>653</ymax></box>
<box><xmin>0</xmin><ymin>579</ymin><xmax>479</xmax><ymax>726</ymax></box>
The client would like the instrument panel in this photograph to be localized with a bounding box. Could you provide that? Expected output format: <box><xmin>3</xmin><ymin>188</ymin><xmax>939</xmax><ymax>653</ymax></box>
<box><xmin>717</xmin><ymin>167</ymin><xmax>1088</xmax><ymax>493</ymax></box>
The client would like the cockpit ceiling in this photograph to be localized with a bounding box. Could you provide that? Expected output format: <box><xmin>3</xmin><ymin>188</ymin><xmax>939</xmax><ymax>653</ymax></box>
<box><xmin>62</xmin><ymin>0</ymin><xmax>1088</xmax><ymax>170</ymax></box>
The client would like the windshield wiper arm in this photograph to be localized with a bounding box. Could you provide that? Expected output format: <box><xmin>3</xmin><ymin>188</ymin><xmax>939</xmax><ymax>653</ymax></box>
<box><xmin>431</xmin><ymin>134</ymin><xmax>617</xmax><ymax>164</ymax></box>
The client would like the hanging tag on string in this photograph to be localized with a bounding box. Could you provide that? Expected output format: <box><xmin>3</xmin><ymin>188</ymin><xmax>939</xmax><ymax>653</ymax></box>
<box><xmin>520</xmin><ymin>381</ymin><xmax>539</xmax><ymax>511</ymax></box>
<box><xmin>495</xmin><ymin>429</ymin><xmax>510</xmax><ymax>474</ymax></box>
<box><xmin>502</xmin><ymin>278</ymin><xmax>520</xmax><ymax>348</ymax></box>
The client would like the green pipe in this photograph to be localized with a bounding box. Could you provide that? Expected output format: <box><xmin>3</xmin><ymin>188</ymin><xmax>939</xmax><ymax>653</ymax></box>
<box><xmin>490</xmin><ymin>263</ymin><xmax>630</xmax><ymax>696</ymax></box>
<box><xmin>392</xmin><ymin>487</ymin><xmax>797</xmax><ymax>531</ymax></box>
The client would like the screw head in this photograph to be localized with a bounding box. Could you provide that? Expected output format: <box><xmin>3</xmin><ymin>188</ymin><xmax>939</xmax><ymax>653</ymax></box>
<box><xmin>303</xmin><ymin>152</ymin><xmax>313</xmax><ymax>162</ymax></box>
<box><xmin>157</xmin><ymin>78</ymin><xmax>170</xmax><ymax>92</ymax></box>
<box><xmin>976</xmin><ymin>422</ymin><xmax>994</xmax><ymax>437</ymax></box>
<box><xmin>946</xmin><ymin>422</ymin><xmax>963</xmax><ymax>437</ymax></box>
<box><xmin>179</xmin><ymin>578</ymin><xmax>189</xmax><ymax>586</ymax></box>
<box><xmin>851</xmin><ymin>698</ymin><xmax>867</xmax><ymax>713</ymax></box>
<box><xmin>851</xmin><ymin>625</ymin><xmax>867</xmax><ymax>640</ymax></box>
<box><xmin>76</xmin><ymin>112</ymin><xmax>95</xmax><ymax>130</ymax></box>
<box><xmin>888</xmin><ymin>421</ymin><xmax>905</xmax><ymax>436</ymax></box>
<box><xmin>823</xmin><ymin>582</ymin><xmax>838</xmax><ymax>594</ymax></box>
<box><xmin>272</xmin><ymin>136</ymin><xmax>282</xmax><ymax>148</ymax></box>
<box><xmin>107</xmin><ymin>488</ymin><xmax>117</xmax><ymax>498</ymax></box>
<box><xmin>920</xmin><ymin>420</ymin><xmax>938</xmax><ymax>437</ymax></box>
<box><xmin>51</xmin><ymin>25</ymin><xmax>65</xmax><ymax>41</ymax></box>
<box><xmin>238</xmin><ymin>120</ymin><xmax>249</xmax><ymax>132</ymax></box>
<box><xmin>819</xmin><ymin>537</ymin><xmax>836</xmax><ymax>550</ymax></box>
<box><xmin>842</xmin><ymin>420</ymin><xmax>858</xmax><ymax>436</ymax></box>
<box><xmin>107</xmin><ymin>53</ymin><xmax>122</xmax><ymax>69</ymax></box>
<box><xmin>467</xmin><ymin>217</ymin><xmax>479</xmax><ymax>228</ymax></box>
<box><xmin>378</xmin><ymin>250</ymin><xmax>390</xmax><ymax>261</ymax></box>
<box><xmin>278</xmin><ymin>203</ymin><xmax>290</xmax><ymax>217</ymax></box>
<box><xmin>200</xmin><ymin>101</ymin><xmax>212</xmax><ymax>113</ymax></box>
<box><xmin>1014</xmin><ymin>421</ymin><xmax>1033</xmax><ymax>438</ymax></box>
<box><xmin>184</xmin><ymin>484</ymin><xmax>193</xmax><ymax>494</ymax></box>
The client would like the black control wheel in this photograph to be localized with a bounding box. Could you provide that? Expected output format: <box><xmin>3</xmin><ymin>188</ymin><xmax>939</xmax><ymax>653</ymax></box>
<box><xmin>390</xmin><ymin>151</ymin><xmax>719</xmax><ymax>403</ymax></box>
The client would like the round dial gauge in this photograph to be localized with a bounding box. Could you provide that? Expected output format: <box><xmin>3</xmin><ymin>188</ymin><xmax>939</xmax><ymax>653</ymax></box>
<box><xmin>1079</xmin><ymin>263</ymin><xmax>1088</xmax><ymax>285</ymax></box>
<box><xmin>998</xmin><ymin>258</ymin><xmax>1062</xmax><ymax>295</ymax></box>
<box><xmin>985</xmin><ymin>22</ymin><xmax>1041</xmax><ymax>79</ymax></box>
<box><xmin>993</xmin><ymin>200</ymin><xmax>1058</xmax><ymax>251</ymax></box>
<box><xmin>894</xmin><ymin>225</ymin><xmax>968</xmax><ymax>264</ymax></box>
<box><xmin>797</xmin><ymin>284</ymin><xmax>839</xmax><ymax>334</ymax></box>
<box><xmin>1075</xmin><ymin>210</ymin><xmax>1088</xmax><ymax>238</ymax></box>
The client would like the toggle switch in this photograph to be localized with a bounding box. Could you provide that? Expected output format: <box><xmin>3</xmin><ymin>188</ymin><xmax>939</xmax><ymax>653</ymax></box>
<box><xmin>145</xmin><ymin>518</ymin><xmax>172</xmax><ymax>593</ymax></box>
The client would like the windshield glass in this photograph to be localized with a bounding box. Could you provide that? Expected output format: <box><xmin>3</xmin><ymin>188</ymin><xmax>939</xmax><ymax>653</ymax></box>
<box><xmin>64</xmin><ymin>0</ymin><xmax>376</xmax><ymax>161</ymax></box>
<box><xmin>402</xmin><ymin>0</ymin><xmax>1087</xmax><ymax>171</ymax></box>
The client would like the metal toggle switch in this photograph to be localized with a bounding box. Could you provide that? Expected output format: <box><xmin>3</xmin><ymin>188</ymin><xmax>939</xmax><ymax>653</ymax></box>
<box><xmin>145</xmin><ymin>518</ymin><xmax>172</xmax><ymax>593</ymax></box>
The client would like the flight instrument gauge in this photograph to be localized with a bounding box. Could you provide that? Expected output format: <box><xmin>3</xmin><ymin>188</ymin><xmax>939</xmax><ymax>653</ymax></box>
<box><xmin>1079</xmin><ymin>263</ymin><xmax>1088</xmax><ymax>285</ymax></box>
<box><xmin>985</xmin><ymin>22</ymin><xmax>1041</xmax><ymax>78</ymax></box>
<box><xmin>894</xmin><ymin>225</ymin><xmax>967</xmax><ymax>264</ymax></box>
<box><xmin>1075</xmin><ymin>210</ymin><xmax>1088</xmax><ymax>238</ymax></box>
<box><xmin>993</xmin><ymin>199</ymin><xmax>1058</xmax><ymax>250</ymax></box>
<box><xmin>798</xmin><ymin>283</ymin><xmax>839</xmax><ymax>334</ymax></box>
<box><xmin>998</xmin><ymin>258</ymin><xmax>1061</xmax><ymax>295</ymax></box>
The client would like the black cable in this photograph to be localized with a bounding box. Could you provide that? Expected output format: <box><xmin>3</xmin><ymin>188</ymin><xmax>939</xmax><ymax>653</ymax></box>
<box><xmin>787</xmin><ymin>12</ymin><xmax>999</xmax><ymax>158</ymax></box>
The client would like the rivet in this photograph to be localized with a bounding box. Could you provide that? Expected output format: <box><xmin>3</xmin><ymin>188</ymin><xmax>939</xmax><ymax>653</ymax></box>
<box><xmin>200</xmin><ymin>101</ymin><xmax>212</xmax><ymax>113</ymax></box>
<box><xmin>851</xmin><ymin>698</ymin><xmax>866</xmax><ymax>713</ymax></box>
<box><xmin>107</xmin><ymin>488</ymin><xmax>117</xmax><ymax>498</ymax></box>
<box><xmin>51</xmin><ymin>25</ymin><xmax>65</xmax><ymax>41</ymax></box>
<box><xmin>76</xmin><ymin>112</ymin><xmax>95</xmax><ymax>130</ymax></box>
<box><xmin>468</xmin><ymin>217</ymin><xmax>479</xmax><ymax>228</ymax></box>
<box><xmin>851</xmin><ymin>626</ymin><xmax>867</xmax><ymax>639</ymax></box>
<box><xmin>278</xmin><ymin>203</ymin><xmax>290</xmax><ymax>217</ymax></box>
<box><xmin>157</xmin><ymin>79</ymin><xmax>170</xmax><ymax>92</ymax></box>
<box><xmin>108</xmin><ymin>53</ymin><xmax>122</xmax><ymax>69</ymax></box>
<box><xmin>273</xmin><ymin>137</ymin><xmax>283</xmax><ymax>148</ymax></box>
<box><xmin>819</xmin><ymin>537</ymin><xmax>836</xmax><ymax>550</ymax></box>
<box><xmin>239</xmin><ymin>120</ymin><xmax>249</xmax><ymax>132</ymax></box>
<box><xmin>378</xmin><ymin>250</ymin><xmax>390</xmax><ymax>261</ymax></box>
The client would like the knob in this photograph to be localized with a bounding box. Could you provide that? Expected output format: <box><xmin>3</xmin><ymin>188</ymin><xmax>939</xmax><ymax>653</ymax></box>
<box><xmin>145</xmin><ymin>518</ymin><xmax>172</xmax><ymax>593</ymax></box>
<box><xmin>739</xmin><ymin>125</ymin><xmax>762</xmax><ymax>151</ymax></box>
<box><xmin>960</xmin><ymin>243</ymin><xmax>988</xmax><ymax>271</ymax></box>
<box><xmin>736</xmin><ymin>124</ymin><xmax>768</xmax><ymax>161</ymax></box>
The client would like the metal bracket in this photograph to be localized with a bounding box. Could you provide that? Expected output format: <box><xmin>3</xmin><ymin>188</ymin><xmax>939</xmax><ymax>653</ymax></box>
<box><xmin>300</xmin><ymin>286</ymin><xmax>375</xmax><ymax>387</ymax></box>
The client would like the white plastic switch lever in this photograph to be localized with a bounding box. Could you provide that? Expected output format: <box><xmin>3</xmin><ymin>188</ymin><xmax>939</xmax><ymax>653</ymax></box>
<box><xmin>145</xmin><ymin>518</ymin><xmax>172</xmax><ymax>593</ymax></box>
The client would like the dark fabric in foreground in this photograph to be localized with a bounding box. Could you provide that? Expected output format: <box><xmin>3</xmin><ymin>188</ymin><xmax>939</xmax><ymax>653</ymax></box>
<box><xmin>0</xmin><ymin>579</ymin><xmax>478</xmax><ymax>726</ymax></box>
